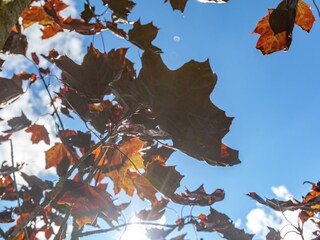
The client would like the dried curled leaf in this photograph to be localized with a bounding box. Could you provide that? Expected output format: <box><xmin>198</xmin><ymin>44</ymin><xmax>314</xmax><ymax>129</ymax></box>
<box><xmin>173</xmin><ymin>184</ymin><xmax>225</xmax><ymax>206</ymax></box>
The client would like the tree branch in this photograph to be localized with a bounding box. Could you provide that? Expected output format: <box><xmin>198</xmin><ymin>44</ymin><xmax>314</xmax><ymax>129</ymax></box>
<box><xmin>0</xmin><ymin>0</ymin><xmax>30</xmax><ymax>49</ymax></box>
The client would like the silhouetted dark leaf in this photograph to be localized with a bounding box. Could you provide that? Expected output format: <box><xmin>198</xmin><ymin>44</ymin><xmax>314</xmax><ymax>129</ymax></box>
<box><xmin>111</xmin><ymin>50</ymin><xmax>239</xmax><ymax>166</ymax></box>
<box><xmin>81</xmin><ymin>4</ymin><xmax>95</xmax><ymax>23</ymax></box>
<box><xmin>2</xmin><ymin>32</ymin><xmax>27</xmax><ymax>55</ymax></box>
<box><xmin>103</xmin><ymin>0</ymin><xmax>135</xmax><ymax>23</ymax></box>
<box><xmin>197</xmin><ymin>208</ymin><xmax>253</xmax><ymax>240</ymax></box>
<box><xmin>0</xmin><ymin>76</ymin><xmax>23</xmax><ymax>107</ymax></box>
<box><xmin>31</xmin><ymin>52</ymin><xmax>40</xmax><ymax>65</ymax></box>
<box><xmin>0</xmin><ymin>210</ymin><xmax>14</xmax><ymax>223</ymax></box>
<box><xmin>173</xmin><ymin>184</ymin><xmax>225</xmax><ymax>206</ymax></box>
<box><xmin>146</xmin><ymin>227</ymin><xmax>175</xmax><ymax>240</ymax></box>
<box><xmin>145</xmin><ymin>160</ymin><xmax>183</xmax><ymax>198</ymax></box>
<box><xmin>54</xmin><ymin>45</ymin><xmax>134</xmax><ymax>100</ymax></box>
<box><xmin>3</xmin><ymin>112</ymin><xmax>31</xmax><ymax>134</ymax></box>
<box><xmin>128</xmin><ymin>20</ymin><xmax>162</xmax><ymax>53</ymax></box>
<box><xmin>266</xmin><ymin>227</ymin><xmax>281</xmax><ymax>240</ymax></box>
<box><xmin>136</xmin><ymin>198</ymin><xmax>169</xmax><ymax>221</ymax></box>
<box><xmin>0</xmin><ymin>161</ymin><xmax>23</xmax><ymax>176</ymax></box>
<box><xmin>164</xmin><ymin>0</ymin><xmax>188</xmax><ymax>12</ymax></box>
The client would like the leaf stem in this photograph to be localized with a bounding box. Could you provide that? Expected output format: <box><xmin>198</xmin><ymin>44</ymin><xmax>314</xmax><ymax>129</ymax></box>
<box><xmin>10</xmin><ymin>139</ymin><xmax>29</xmax><ymax>240</ymax></box>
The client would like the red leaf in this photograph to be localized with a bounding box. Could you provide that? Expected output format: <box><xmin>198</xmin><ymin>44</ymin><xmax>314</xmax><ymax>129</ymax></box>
<box><xmin>25</xmin><ymin>124</ymin><xmax>50</xmax><ymax>145</ymax></box>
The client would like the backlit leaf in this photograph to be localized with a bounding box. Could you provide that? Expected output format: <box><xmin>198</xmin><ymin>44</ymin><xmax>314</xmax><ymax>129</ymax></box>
<box><xmin>25</xmin><ymin>124</ymin><xmax>50</xmax><ymax>145</ymax></box>
<box><xmin>103</xmin><ymin>0</ymin><xmax>135</xmax><ymax>23</ymax></box>
<box><xmin>111</xmin><ymin>50</ymin><xmax>239</xmax><ymax>166</ymax></box>
<box><xmin>128</xmin><ymin>20</ymin><xmax>162</xmax><ymax>53</ymax></box>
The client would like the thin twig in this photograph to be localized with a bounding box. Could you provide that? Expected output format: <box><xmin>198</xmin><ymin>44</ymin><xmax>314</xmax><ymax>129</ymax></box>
<box><xmin>0</xmin><ymin>228</ymin><xmax>7</xmax><ymax>239</ymax></box>
<box><xmin>53</xmin><ymin>207</ymin><xmax>71</xmax><ymax>240</ymax></box>
<box><xmin>79</xmin><ymin>222</ymin><xmax>180</xmax><ymax>237</ymax></box>
<box><xmin>312</xmin><ymin>0</ymin><xmax>320</xmax><ymax>18</ymax></box>
<box><xmin>9</xmin><ymin>140</ymin><xmax>29</xmax><ymax>240</ymax></box>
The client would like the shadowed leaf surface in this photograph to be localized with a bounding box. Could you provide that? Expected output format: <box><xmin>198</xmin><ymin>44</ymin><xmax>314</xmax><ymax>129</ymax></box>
<box><xmin>136</xmin><ymin>198</ymin><xmax>169</xmax><ymax>220</ymax></box>
<box><xmin>145</xmin><ymin>160</ymin><xmax>183</xmax><ymax>198</ymax></box>
<box><xmin>164</xmin><ymin>0</ymin><xmax>188</xmax><ymax>12</ymax></box>
<box><xmin>173</xmin><ymin>184</ymin><xmax>225</xmax><ymax>206</ymax></box>
<box><xmin>128</xmin><ymin>20</ymin><xmax>162</xmax><ymax>53</ymax></box>
<box><xmin>2</xmin><ymin>32</ymin><xmax>28</xmax><ymax>55</ymax></box>
<box><xmin>3</xmin><ymin>112</ymin><xmax>31</xmax><ymax>134</ymax></box>
<box><xmin>266</xmin><ymin>227</ymin><xmax>281</xmax><ymax>240</ymax></box>
<box><xmin>197</xmin><ymin>207</ymin><xmax>254</xmax><ymax>240</ymax></box>
<box><xmin>103</xmin><ymin>0</ymin><xmax>136</xmax><ymax>23</ymax></box>
<box><xmin>56</xmin><ymin>180</ymin><xmax>119</xmax><ymax>227</ymax></box>
<box><xmin>0</xmin><ymin>76</ymin><xmax>24</xmax><ymax>107</ymax></box>
<box><xmin>54</xmin><ymin>45</ymin><xmax>134</xmax><ymax>100</ymax></box>
<box><xmin>112</xmin><ymin>50</ymin><xmax>239</xmax><ymax>166</ymax></box>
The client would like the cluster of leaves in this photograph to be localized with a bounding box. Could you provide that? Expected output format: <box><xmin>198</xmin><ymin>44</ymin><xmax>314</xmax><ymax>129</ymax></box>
<box><xmin>0</xmin><ymin>0</ymin><xmax>319</xmax><ymax>239</ymax></box>
<box><xmin>248</xmin><ymin>181</ymin><xmax>320</xmax><ymax>239</ymax></box>
<box><xmin>0</xmin><ymin>0</ymin><xmax>252</xmax><ymax>239</ymax></box>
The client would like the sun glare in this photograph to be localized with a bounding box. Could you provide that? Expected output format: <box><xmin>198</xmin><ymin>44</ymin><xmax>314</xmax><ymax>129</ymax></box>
<box><xmin>120</xmin><ymin>224</ymin><xmax>148</xmax><ymax>240</ymax></box>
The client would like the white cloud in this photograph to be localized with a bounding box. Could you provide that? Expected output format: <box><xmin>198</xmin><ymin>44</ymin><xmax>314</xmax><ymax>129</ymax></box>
<box><xmin>0</xmin><ymin>87</ymin><xmax>57</xmax><ymax>179</ymax></box>
<box><xmin>272</xmin><ymin>185</ymin><xmax>291</xmax><ymax>200</ymax></box>
<box><xmin>246</xmin><ymin>185</ymin><xmax>318</xmax><ymax>240</ymax></box>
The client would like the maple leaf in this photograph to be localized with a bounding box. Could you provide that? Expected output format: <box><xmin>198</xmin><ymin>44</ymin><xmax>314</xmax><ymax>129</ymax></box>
<box><xmin>128</xmin><ymin>20</ymin><xmax>162</xmax><ymax>53</ymax></box>
<box><xmin>81</xmin><ymin>4</ymin><xmax>95</xmax><ymax>23</ymax></box>
<box><xmin>253</xmin><ymin>0</ymin><xmax>315</xmax><ymax>55</ymax></box>
<box><xmin>56</xmin><ymin>180</ymin><xmax>119</xmax><ymax>227</ymax></box>
<box><xmin>45</xmin><ymin>143</ymin><xmax>76</xmax><ymax>176</ymax></box>
<box><xmin>25</xmin><ymin>124</ymin><xmax>50</xmax><ymax>145</ymax></box>
<box><xmin>53</xmin><ymin>45</ymin><xmax>134</xmax><ymax>100</ymax></box>
<box><xmin>111</xmin><ymin>50</ymin><xmax>240</xmax><ymax>166</ymax></box>
<box><xmin>103</xmin><ymin>0</ymin><xmax>136</xmax><ymax>23</ymax></box>
<box><xmin>0</xmin><ymin>76</ymin><xmax>24</xmax><ymax>107</ymax></box>
<box><xmin>2</xmin><ymin>31</ymin><xmax>28</xmax><ymax>55</ymax></box>
<box><xmin>104</xmin><ymin>138</ymin><xmax>146</xmax><ymax>195</ymax></box>
<box><xmin>266</xmin><ymin>227</ymin><xmax>281</xmax><ymax>240</ymax></box>
<box><xmin>173</xmin><ymin>184</ymin><xmax>225</xmax><ymax>206</ymax></box>
<box><xmin>145</xmin><ymin>160</ymin><xmax>183</xmax><ymax>198</ymax></box>
<box><xmin>3</xmin><ymin>112</ymin><xmax>31</xmax><ymax>134</ymax></box>
<box><xmin>0</xmin><ymin>175</ymin><xmax>17</xmax><ymax>200</ymax></box>
<box><xmin>164</xmin><ymin>0</ymin><xmax>188</xmax><ymax>12</ymax></box>
<box><xmin>129</xmin><ymin>171</ymin><xmax>158</xmax><ymax>202</ymax></box>
<box><xmin>136</xmin><ymin>198</ymin><xmax>169</xmax><ymax>220</ymax></box>
<box><xmin>0</xmin><ymin>210</ymin><xmax>14</xmax><ymax>223</ymax></box>
<box><xmin>196</xmin><ymin>207</ymin><xmax>254</xmax><ymax>240</ymax></box>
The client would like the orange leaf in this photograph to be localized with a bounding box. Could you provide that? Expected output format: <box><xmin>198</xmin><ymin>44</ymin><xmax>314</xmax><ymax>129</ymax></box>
<box><xmin>253</xmin><ymin>9</ymin><xmax>288</xmax><ymax>55</ymax></box>
<box><xmin>25</xmin><ymin>124</ymin><xmax>50</xmax><ymax>145</ymax></box>
<box><xmin>295</xmin><ymin>0</ymin><xmax>315</xmax><ymax>32</ymax></box>
<box><xmin>45</xmin><ymin>143</ymin><xmax>76</xmax><ymax>176</ymax></box>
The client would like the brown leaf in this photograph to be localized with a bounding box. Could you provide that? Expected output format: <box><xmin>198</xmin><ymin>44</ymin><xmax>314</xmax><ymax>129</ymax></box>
<box><xmin>0</xmin><ymin>210</ymin><xmax>14</xmax><ymax>223</ymax></box>
<box><xmin>56</xmin><ymin>180</ymin><xmax>119</xmax><ymax>227</ymax></box>
<box><xmin>2</xmin><ymin>32</ymin><xmax>28</xmax><ymax>55</ymax></box>
<box><xmin>45</xmin><ymin>143</ymin><xmax>76</xmax><ymax>176</ymax></box>
<box><xmin>128</xmin><ymin>20</ymin><xmax>162</xmax><ymax>53</ymax></box>
<box><xmin>31</xmin><ymin>52</ymin><xmax>40</xmax><ymax>65</ymax></box>
<box><xmin>0</xmin><ymin>76</ymin><xmax>23</xmax><ymax>107</ymax></box>
<box><xmin>136</xmin><ymin>198</ymin><xmax>169</xmax><ymax>221</ymax></box>
<box><xmin>81</xmin><ymin>4</ymin><xmax>95</xmax><ymax>23</ymax></box>
<box><xmin>145</xmin><ymin>160</ymin><xmax>183</xmax><ymax>198</ymax></box>
<box><xmin>3</xmin><ymin>112</ymin><xmax>32</xmax><ymax>134</ymax></box>
<box><xmin>130</xmin><ymin>172</ymin><xmax>157</xmax><ymax>202</ymax></box>
<box><xmin>103</xmin><ymin>0</ymin><xmax>135</xmax><ymax>23</ymax></box>
<box><xmin>173</xmin><ymin>184</ymin><xmax>225</xmax><ymax>206</ymax></box>
<box><xmin>25</xmin><ymin>124</ymin><xmax>50</xmax><ymax>145</ymax></box>
<box><xmin>54</xmin><ymin>45</ymin><xmax>134</xmax><ymax>100</ymax></box>
<box><xmin>197</xmin><ymin>207</ymin><xmax>253</xmax><ymax>240</ymax></box>
<box><xmin>164</xmin><ymin>0</ymin><xmax>188</xmax><ymax>12</ymax></box>
<box><xmin>266</xmin><ymin>227</ymin><xmax>281</xmax><ymax>240</ymax></box>
<box><xmin>111</xmin><ymin>50</ymin><xmax>239</xmax><ymax>166</ymax></box>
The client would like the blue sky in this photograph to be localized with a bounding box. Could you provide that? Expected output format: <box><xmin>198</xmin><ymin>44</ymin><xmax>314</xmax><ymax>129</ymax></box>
<box><xmin>1</xmin><ymin>0</ymin><xmax>320</xmax><ymax>239</ymax></box>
